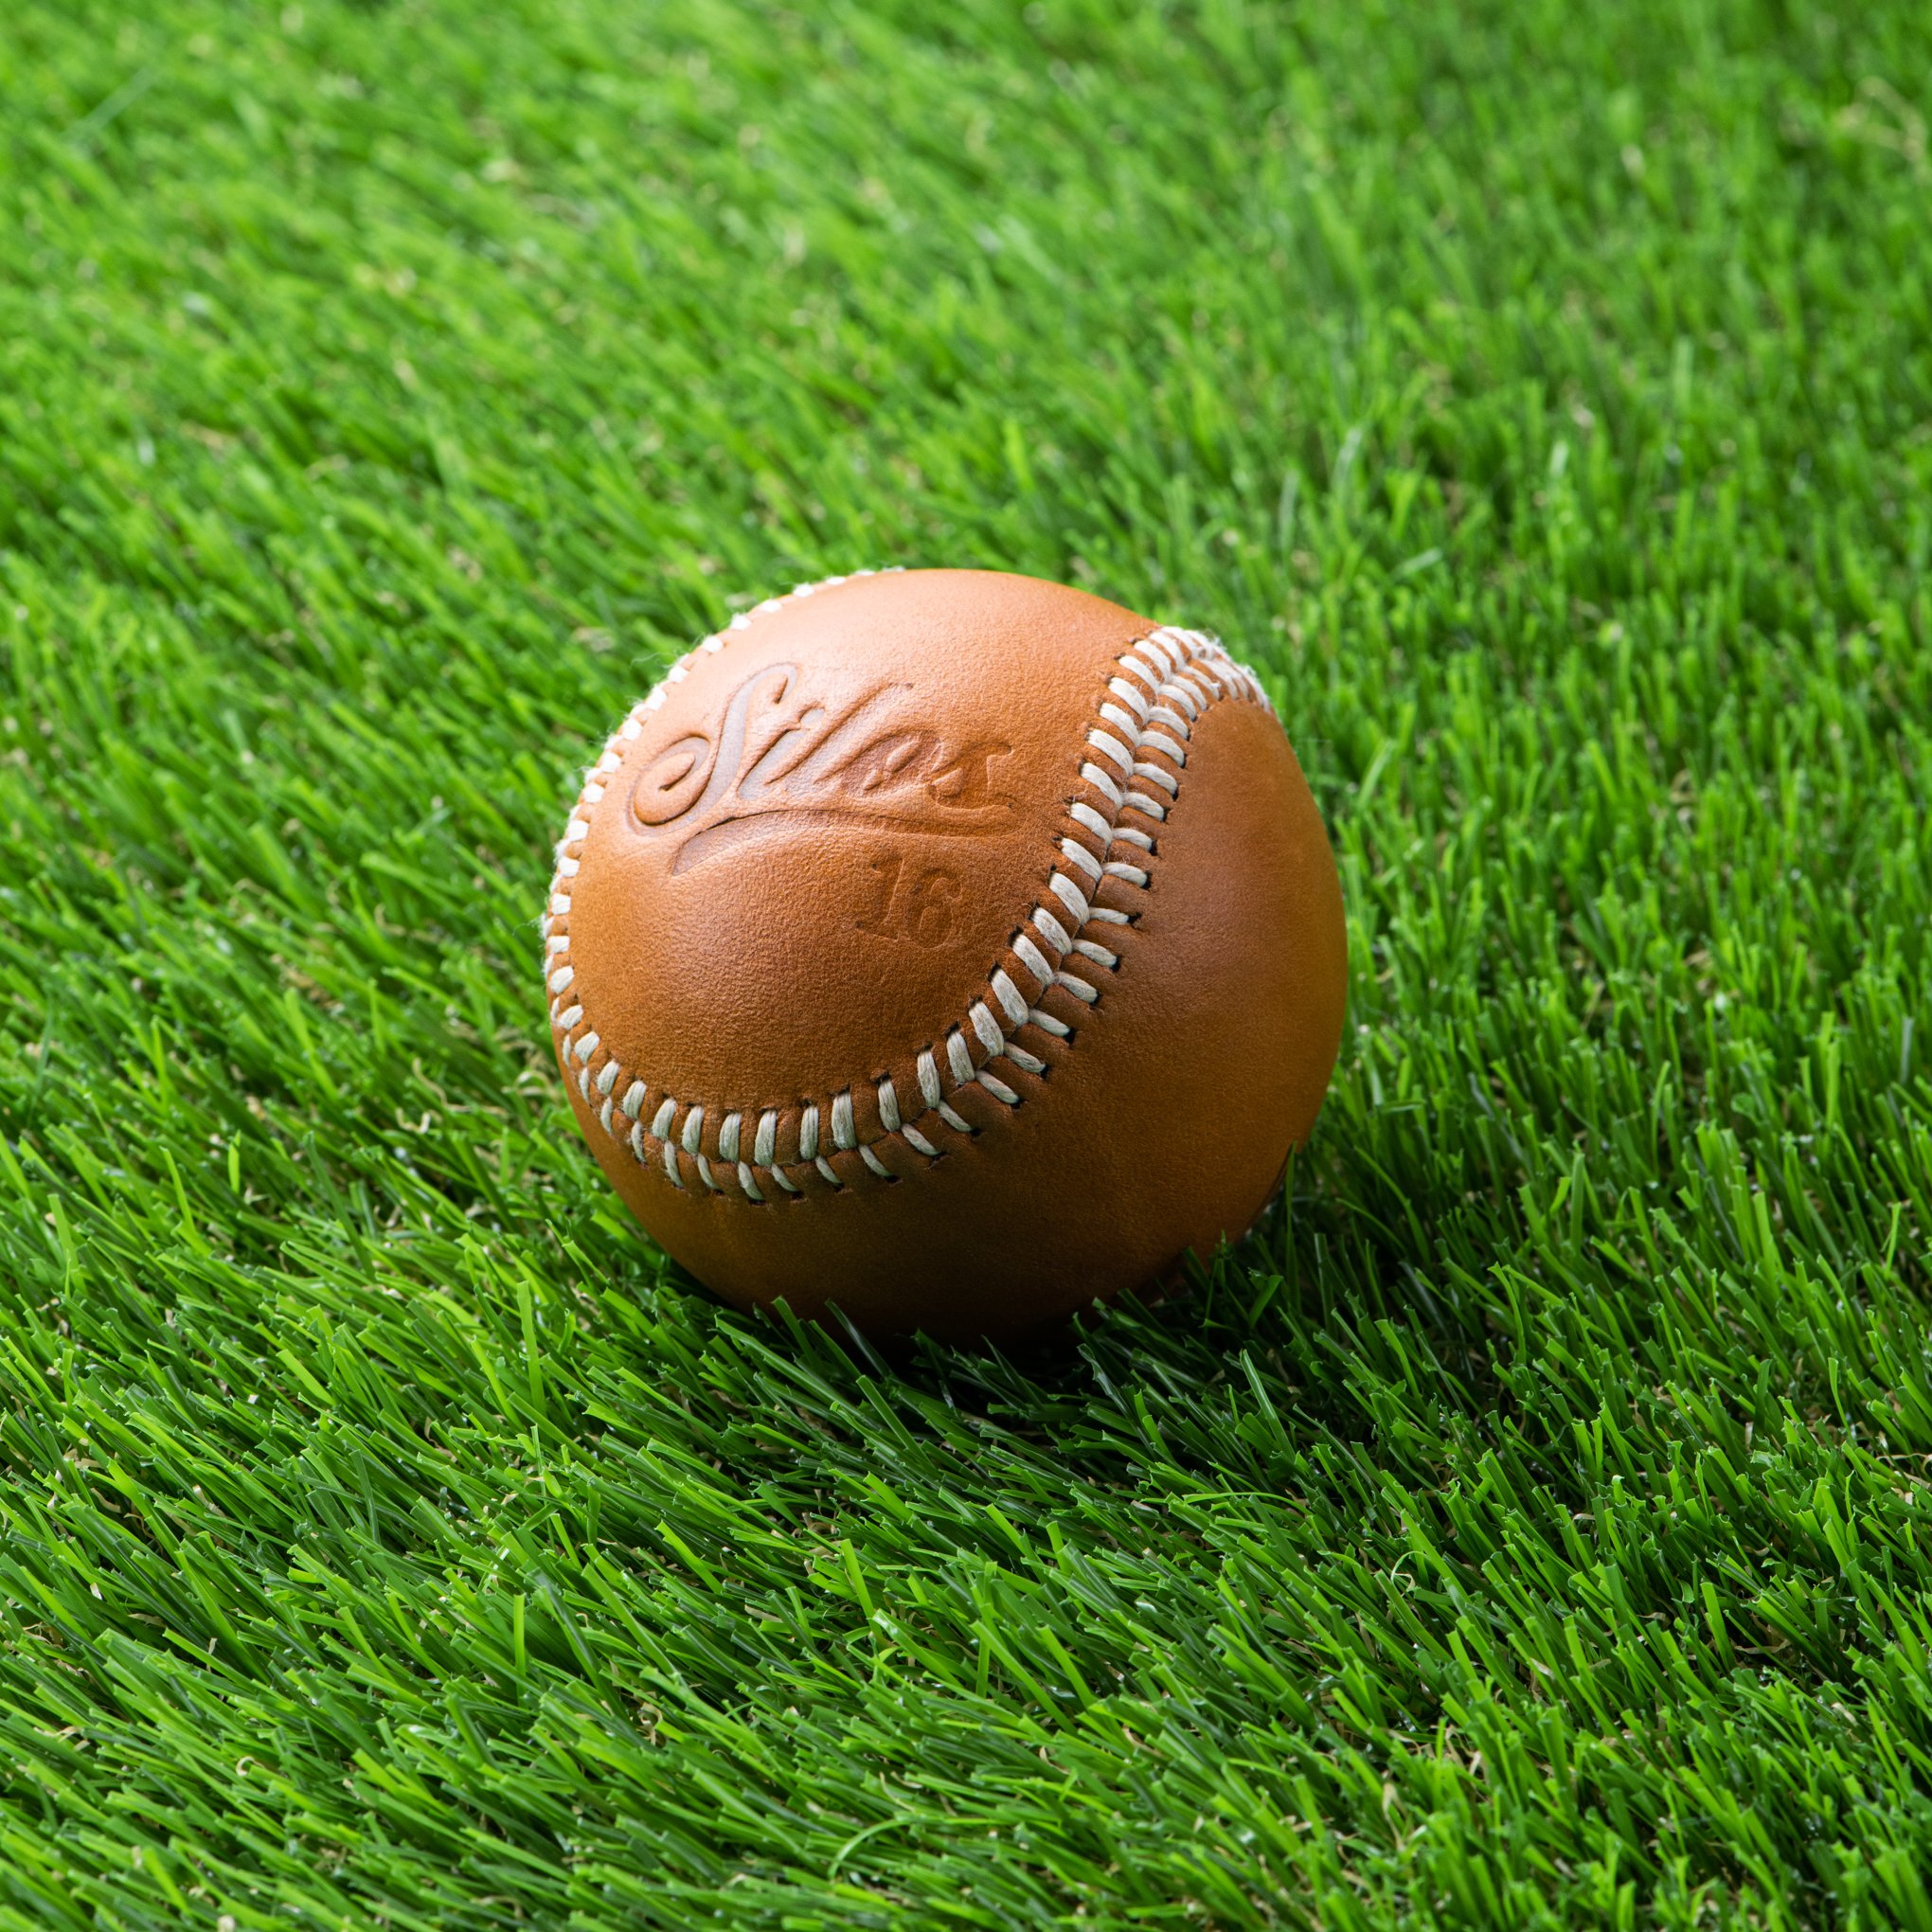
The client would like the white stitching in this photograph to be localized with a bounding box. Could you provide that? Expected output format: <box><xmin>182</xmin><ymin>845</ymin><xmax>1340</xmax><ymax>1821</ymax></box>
<box><xmin>1013</xmin><ymin>934</ymin><xmax>1054</xmax><ymax>988</ymax></box>
<box><xmin>1048</xmin><ymin>873</ymin><xmax>1091</xmax><ymax>924</ymax></box>
<box><xmin>945</xmin><ymin>1029</ymin><xmax>975</xmax><ymax>1085</ymax></box>
<box><xmin>1059</xmin><ymin>838</ymin><xmax>1102</xmax><ymax>883</ymax></box>
<box><xmin>1081</xmin><ymin>761</ymin><xmax>1124</xmax><ymax>808</ymax></box>
<box><xmin>968</xmin><ymin>1003</ymin><xmax>1004</xmax><ymax>1059</ymax></box>
<box><xmin>546</xmin><ymin>589</ymin><xmax>1263</xmax><ymax>1200</ymax></box>
<box><xmin>1032</xmin><ymin>905</ymin><xmax>1074</xmax><ymax>954</ymax></box>
<box><xmin>991</xmin><ymin>971</ymin><xmax>1029</xmax><ymax>1028</ymax></box>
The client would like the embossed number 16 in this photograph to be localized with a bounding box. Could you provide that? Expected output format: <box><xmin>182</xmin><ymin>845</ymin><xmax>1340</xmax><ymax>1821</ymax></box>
<box><xmin>854</xmin><ymin>851</ymin><xmax>961</xmax><ymax>947</ymax></box>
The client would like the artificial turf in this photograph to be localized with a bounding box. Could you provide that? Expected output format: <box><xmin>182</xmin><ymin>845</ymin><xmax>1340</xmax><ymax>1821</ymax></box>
<box><xmin>1</xmin><ymin>0</ymin><xmax>1930</xmax><ymax>1924</ymax></box>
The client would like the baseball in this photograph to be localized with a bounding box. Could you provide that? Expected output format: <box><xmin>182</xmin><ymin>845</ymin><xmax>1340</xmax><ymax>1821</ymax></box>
<box><xmin>544</xmin><ymin>568</ymin><xmax>1346</xmax><ymax>1342</ymax></box>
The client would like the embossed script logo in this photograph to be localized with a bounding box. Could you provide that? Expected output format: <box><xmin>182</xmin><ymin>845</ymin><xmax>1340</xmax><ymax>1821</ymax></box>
<box><xmin>630</xmin><ymin>663</ymin><xmax>1014</xmax><ymax>873</ymax></box>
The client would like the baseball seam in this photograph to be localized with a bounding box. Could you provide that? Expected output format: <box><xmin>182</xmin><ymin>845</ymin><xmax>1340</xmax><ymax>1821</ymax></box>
<box><xmin>543</xmin><ymin>571</ymin><xmax>1270</xmax><ymax>1202</ymax></box>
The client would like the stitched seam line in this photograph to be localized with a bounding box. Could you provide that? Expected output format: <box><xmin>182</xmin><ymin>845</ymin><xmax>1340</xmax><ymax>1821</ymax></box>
<box><xmin>544</xmin><ymin>574</ymin><xmax>1271</xmax><ymax>1201</ymax></box>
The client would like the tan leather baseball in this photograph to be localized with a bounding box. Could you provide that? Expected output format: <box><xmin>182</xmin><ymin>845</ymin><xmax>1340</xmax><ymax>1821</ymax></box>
<box><xmin>545</xmin><ymin>568</ymin><xmax>1346</xmax><ymax>1343</ymax></box>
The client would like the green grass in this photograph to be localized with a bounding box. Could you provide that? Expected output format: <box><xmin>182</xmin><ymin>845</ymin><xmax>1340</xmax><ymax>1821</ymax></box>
<box><xmin>1</xmin><ymin>0</ymin><xmax>1929</xmax><ymax>1925</ymax></box>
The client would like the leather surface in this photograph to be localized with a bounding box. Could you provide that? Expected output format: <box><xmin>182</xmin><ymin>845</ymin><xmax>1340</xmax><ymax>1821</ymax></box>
<box><xmin>547</xmin><ymin>568</ymin><xmax>1346</xmax><ymax>1343</ymax></box>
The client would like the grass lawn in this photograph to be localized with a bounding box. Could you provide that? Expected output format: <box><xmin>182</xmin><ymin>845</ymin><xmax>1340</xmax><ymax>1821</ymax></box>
<box><xmin>3</xmin><ymin>0</ymin><xmax>1931</xmax><ymax>1924</ymax></box>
